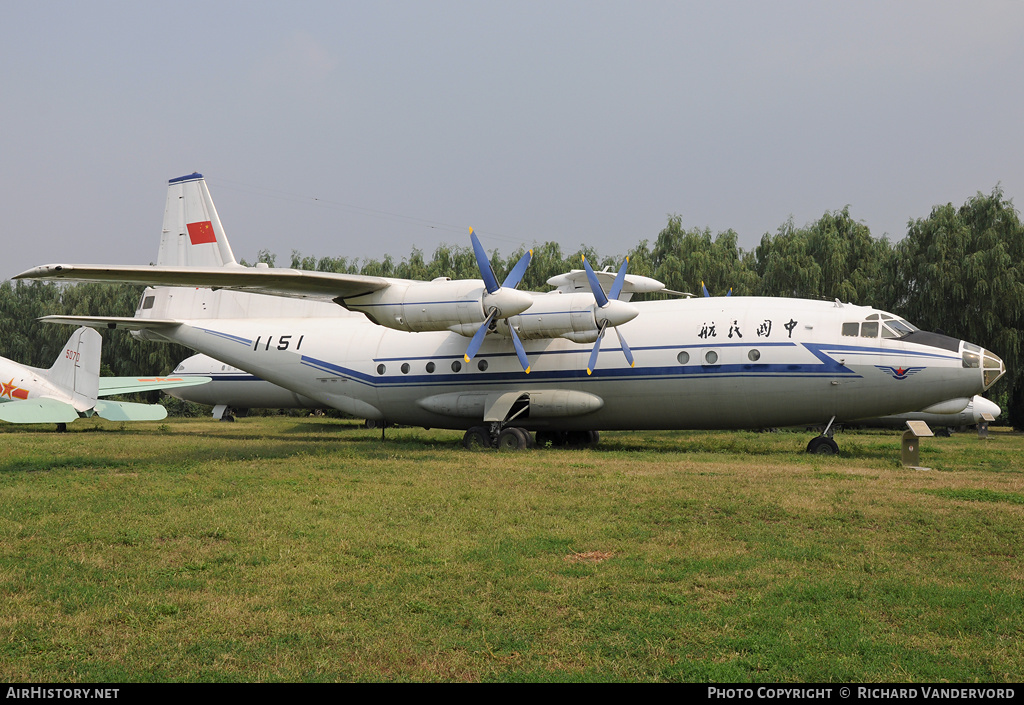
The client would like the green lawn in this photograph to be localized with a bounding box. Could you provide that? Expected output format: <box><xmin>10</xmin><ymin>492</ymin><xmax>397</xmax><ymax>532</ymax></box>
<box><xmin>0</xmin><ymin>418</ymin><xmax>1021</xmax><ymax>682</ymax></box>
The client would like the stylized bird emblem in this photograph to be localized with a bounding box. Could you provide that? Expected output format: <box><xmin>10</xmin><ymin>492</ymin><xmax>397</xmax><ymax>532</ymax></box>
<box><xmin>875</xmin><ymin>365</ymin><xmax>925</xmax><ymax>380</ymax></box>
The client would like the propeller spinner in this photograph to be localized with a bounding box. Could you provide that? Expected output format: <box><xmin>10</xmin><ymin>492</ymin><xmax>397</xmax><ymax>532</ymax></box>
<box><xmin>464</xmin><ymin>228</ymin><xmax>534</xmax><ymax>373</ymax></box>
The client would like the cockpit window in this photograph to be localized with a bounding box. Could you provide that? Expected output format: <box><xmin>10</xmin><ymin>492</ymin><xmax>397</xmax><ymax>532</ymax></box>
<box><xmin>844</xmin><ymin>315</ymin><xmax>918</xmax><ymax>340</ymax></box>
<box><xmin>881</xmin><ymin>318</ymin><xmax>917</xmax><ymax>339</ymax></box>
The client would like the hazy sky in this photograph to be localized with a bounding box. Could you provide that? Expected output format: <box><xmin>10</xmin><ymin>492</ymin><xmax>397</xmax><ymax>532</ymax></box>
<box><xmin>4</xmin><ymin>1</ymin><xmax>1023</xmax><ymax>279</ymax></box>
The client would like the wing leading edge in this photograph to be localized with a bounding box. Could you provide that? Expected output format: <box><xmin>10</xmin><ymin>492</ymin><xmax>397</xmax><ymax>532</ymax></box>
<box><xmin>14</xmin><ymin>264</ymin><xmax>392</xmax><ymax>302</ymax></box>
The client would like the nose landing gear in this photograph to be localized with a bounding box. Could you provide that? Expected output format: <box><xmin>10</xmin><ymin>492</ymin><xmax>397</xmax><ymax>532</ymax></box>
<box><xmin>806</xmin><ymin>416</ymin><xmax>839</xmax><ymax>454</ymax></box>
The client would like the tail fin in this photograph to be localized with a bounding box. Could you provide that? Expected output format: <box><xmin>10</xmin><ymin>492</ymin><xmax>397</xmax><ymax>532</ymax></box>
<box><xmin>46</xmin><ymin>327</ymin><xmax>101</xmax><ymax>412</ymax></box>
<box><xmin>158</xmin><ymin>173</ymin><xmax>238</xmax><ymax>267</ymax></box>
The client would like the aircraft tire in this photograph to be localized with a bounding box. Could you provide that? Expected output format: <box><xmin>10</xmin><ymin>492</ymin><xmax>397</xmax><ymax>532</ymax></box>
<box><xmin>806</xmin><ymin>436</ymin><xmax>839</xmax><ymax>455</ymax></box>
<box><xmin>535</xmin><ymin>430</ymin><xmax>559</xmax><ymax>448</ymax></box>
<box><xmin>497</xmin><ymin>427</ymin><xmax>530</xmax><ymax>451</ymax></box>
<box><xmin>463</xmin><ymin>426</ymin><xmax>493</xmax><ymax>451</ymax></box>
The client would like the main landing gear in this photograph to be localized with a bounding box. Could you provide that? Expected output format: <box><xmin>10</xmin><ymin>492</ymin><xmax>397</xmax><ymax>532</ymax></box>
<box><xmin>462</xmin><ymin>425</ymin><xmax>602</xmax><ymax>451</ymax></box>
<box><xmin>463</xmin><ymin>425</ymin><xmax>533</xmax><ymax>450</ymax></box>
<box><xmin>805</xmin><ymin>416</ymin><xmax>839</xmax><ymax>455</ymax></box>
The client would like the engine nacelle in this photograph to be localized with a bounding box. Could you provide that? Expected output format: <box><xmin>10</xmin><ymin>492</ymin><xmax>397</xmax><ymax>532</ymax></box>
<box><xmin>493</xmin><ymin>292</ymin><xmax>638</xmax><ymax>343</ymax></box>
<box><xmin>344</xmin><ymin>279</ymin><xmax>532</xmax><ymax>333</ymax></box>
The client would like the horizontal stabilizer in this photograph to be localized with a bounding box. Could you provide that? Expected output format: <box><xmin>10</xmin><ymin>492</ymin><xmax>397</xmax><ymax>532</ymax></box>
<box><xmin>93</xmin><ymin>400</ymin><xmax>168</xmax><ymax>422</ymax></box>
<box><xmin>0</xmin><ymin>398</ymin><xmax>79</xmax><ymax>424</ymax></box>
<box><xmin>16</xmin><ymin>264</ymin><xmax>391</xmax><ymax>302</ymax></box>
<box><xmin>39</xmin><ymin>315</ymin><xmax>182</xmax><ymax>331</ymax></box>
<box><xmin>98</xmin><ymin>375</ymin><xmax>211</xmax><ymax>396</ymax></box>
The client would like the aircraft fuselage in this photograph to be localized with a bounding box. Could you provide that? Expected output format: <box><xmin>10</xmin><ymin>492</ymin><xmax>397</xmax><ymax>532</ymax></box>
<box><xmin>143</xmin><ymin>294</ymin><xmax>1000</xmax><ymax>432</ymax></box>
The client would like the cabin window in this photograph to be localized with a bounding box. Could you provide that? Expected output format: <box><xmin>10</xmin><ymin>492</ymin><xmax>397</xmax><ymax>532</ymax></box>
<box><xmin>677</xmin><ymin>351</ymin><xmax>690</xmax><ymax>364</ymax></box>
<box><xmin>141</xmin><ymin>296</ymin><xmax>155</xmax><ymax>310</ymax></box>
<box><xmin>748</xmin><ymin>349</ymin><xmax>760</xmax><ymax>362</ymax></box>
<box><xmin>704</xmin><ymin>350</ymin><xmax>719</xmax><ymax>365</ymax></box>
<box><xmin>426</xmin><ymin>362</ymin><xmax>436</xmax><ymax>373</ymax></box>
<box><xmin>861</xmin><ymin>322</ymin><xmax>879</xmax><ymax>338</ymax></box>
<box><xmin>842</xmin><ymin>322</ymin><xmax>859</xmax><ymax>337</ymax></box>
<box><xmin>477</xmin><ymin>360</ymin><xmax>488</xmax><ymax>371</ymax></box>
<box><xmin>401</xmin><ymin>363</ymin><xmax>410</xmax><ymax>374</ymax></box>
<box><xmin>376</xmin><ymin>364</ymin><xmax>386</xmax><ymax>375</ymax></box>
<box><xmin>451</xmin><ymin>360</ymin><xmax>462</xmax><ymax>372</ymax></box>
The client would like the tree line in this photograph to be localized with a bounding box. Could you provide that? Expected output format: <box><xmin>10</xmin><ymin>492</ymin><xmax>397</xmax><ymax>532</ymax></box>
<box><xmin>3</xmin><ymin>187</ymin><xmax>1021</xmax><ymax>428</ymax></box>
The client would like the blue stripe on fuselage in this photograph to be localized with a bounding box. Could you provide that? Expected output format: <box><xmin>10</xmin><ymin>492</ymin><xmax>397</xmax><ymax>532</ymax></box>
<box><xmin>186</xmin><ymin>323</ymin><xmax>956</xmax><ymax>392</ymax></box>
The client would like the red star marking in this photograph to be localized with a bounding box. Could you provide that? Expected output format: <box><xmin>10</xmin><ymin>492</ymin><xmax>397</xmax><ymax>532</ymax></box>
<box><xmin>1</xmin><ymin>379</ymin><xmax>17</xmax><ymax>398</ymax></box>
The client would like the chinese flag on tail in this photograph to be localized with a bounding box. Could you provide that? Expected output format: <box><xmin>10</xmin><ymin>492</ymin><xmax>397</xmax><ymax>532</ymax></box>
<box><xmin>187</xmin><ymin>221</ymin><xmax>217</xmax><ymax>245</ymax></box>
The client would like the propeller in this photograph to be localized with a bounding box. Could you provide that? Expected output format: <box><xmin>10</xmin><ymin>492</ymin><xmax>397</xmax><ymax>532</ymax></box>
<box><xmin>581</xmin><ymin>255</ymin><xmax>639</xmax><ymax>375</ymax></box>
<box><xmin>463</xmin><ymin>228</ymin><xmax>534</xmax><ymax>372</ymax></box>
<box><xmin>702</xmin><ymin>280</ymin><xmax>732</xmax><ymax>297</ymax></box>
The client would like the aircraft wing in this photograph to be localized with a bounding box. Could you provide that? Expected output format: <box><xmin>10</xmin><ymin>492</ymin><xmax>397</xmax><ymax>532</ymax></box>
<box><xmin>14</xmin><ymin>264</ymin><xmax>392</xmax><ymax>302</ymax></box>
<box><xmin>0</xmin><ymin>398</ymin><xmax>80</xmax><ymax>424</ymax></box>
<box><xmin>98</xmin><ymin>376</ymin><xmax>212</xmax><ymax>397</ymax></box>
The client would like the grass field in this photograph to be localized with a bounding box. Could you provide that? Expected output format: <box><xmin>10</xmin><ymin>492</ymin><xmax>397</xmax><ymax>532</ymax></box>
<box><xmin>0</xmin><ymin>417</ymin><xmax>1021</xmax><ymax>682</ymax></box>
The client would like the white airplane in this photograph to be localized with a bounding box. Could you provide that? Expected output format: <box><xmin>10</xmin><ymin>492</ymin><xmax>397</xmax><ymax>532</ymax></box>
<box><xmin>14</xmin><ymin>173</ymin><xmax>1007</xmax><ymax>453</ymax></box>
<box><xmin>855</xmin><ymin>395</ymin><xmax>1001</xmax><ymax>435</ymax></box>
<box><xmin>167</xmin><ymin>353</ymin><xmax>320</xmax><ymax>421</ymax></box>
<box><xmin>168</xmin><ymin>352</ymin><xmax>1004</xmax><ymax>438</ymax></box>
<box><xmin>0</xmin><ymin>326</ymin><xmax>210</xmax><ymax>430</ymax></box>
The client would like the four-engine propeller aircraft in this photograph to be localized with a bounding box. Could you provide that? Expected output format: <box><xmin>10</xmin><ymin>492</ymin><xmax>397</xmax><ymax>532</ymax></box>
<box><xmin>0</xmin><ymin>326</ymin><xmax>210</xmax><ymax>430</ymax></box>
<box><xmin>14</xmin><ymin>173</ymin><xmax>1007</xmax><ymax>452</ymax></box>
<box><xmin>165</xmin><ymin>353</ymin><xmax>1003</xmax><ymax>439</ymax></box>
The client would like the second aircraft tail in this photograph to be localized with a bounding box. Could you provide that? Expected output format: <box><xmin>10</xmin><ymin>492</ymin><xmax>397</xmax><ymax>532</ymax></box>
<box><xmin>44</xmin><ymin>327</ymin><xmax>101</xmax><ymax>412</ymax></box>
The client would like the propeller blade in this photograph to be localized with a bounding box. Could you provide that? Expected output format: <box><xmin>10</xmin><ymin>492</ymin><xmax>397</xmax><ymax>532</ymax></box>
<box><xmin>726</xmin><ymin>288</ymin><xmax>732</xmax><ymax>296</ymax></box>
<box><xmin>701</xmin><ymin>280</ymin><xmax>710</xmax><ymax>297</ymax></box>
<box><xmin>608</xmin><ymin>256</ymin><xmax>629</xmax><ymax>301</ymax></box>
<box><xmin>502</xmin><ymin>248</ymin><xmax>533</xmax><ymax>289</ymax></box>
<box><xmin>470</xmin><ymin>227</ymin><xmax>500</xmax><ymax>295</ymax></box>
<box><xmin>464</xmin><ymin>309</ymin><xmax>497</xmax><ymax>362</ymax></box>
<box><xmin>615</xmin><ymin>326</ymin><xmax>635</xmax><ymax>368</ymax></box>
<box><xmin>586</xmin><ymin>322</ymin><xmax>607</xmax><ymax>376</ymax></box>
<box><xmin>582</xmin><ymin>255</ymin><xmax>610</xmax><ymax>308</ymax></box>
<box><xmin>508</xmin><ymin>325</ymin><xmax>531</xmax><ymax>374</ymax></box>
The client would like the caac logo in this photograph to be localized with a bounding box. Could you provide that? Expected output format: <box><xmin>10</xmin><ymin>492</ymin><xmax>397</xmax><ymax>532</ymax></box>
<box><xmin>1</xmin><ymin>379</ymin><xmax>29</xmax><ymax>400</ymax></box>
<box><xmin>875</xmin><ymin>365</ymin><xmax>925</xmax><ymax>380</ymax></box>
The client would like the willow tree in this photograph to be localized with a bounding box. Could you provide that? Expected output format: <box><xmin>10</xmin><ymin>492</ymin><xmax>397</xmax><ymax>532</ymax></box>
<box><xmin>641</xmin><ymin>216</ymin><xmax>757</xmax><ymax>298</ymax></box>
<box><xmin>892</xmin><ymin>187</ymin><xmax>1024</xmax><ymax>428</ymax></box>
<box><xmin>753</xmin><ymin>208</ymin><xmax>894</xmax><ymax>303</ymax></box>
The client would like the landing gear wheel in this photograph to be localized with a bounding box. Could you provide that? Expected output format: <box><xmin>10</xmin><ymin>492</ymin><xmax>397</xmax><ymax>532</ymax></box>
<box><xmin>806</xmin><ymin>436</ymin><xmax>839</xmax><ymax>455</ymax></box>
<box><xmin>497</xmin><ymin>427</ymin><xmax>531</xmax><ymax>451</ymax></box>
<box><xmin>463</xmin><ymin>426</ymin><xmax>493</xmax><ymax>451</ymax></box>
<box><xmin>535</xmin><ymin>430</ymin><xmax>559</xmax><ymax>448</ymax></box>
